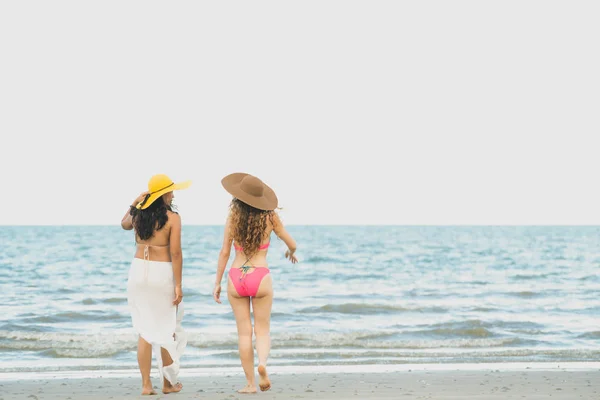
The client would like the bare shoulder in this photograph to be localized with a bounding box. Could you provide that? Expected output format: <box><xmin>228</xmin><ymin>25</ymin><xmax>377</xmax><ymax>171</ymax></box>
<box><xmin>167</xmin><ymin>210</ymin><xmax>181</xmax><ymax>225</ymax></box>
<box><xmin>165</xmin><ymin>212</ymin><xmax>181</xmax><ymax>234</ymax></box>
<box><xmin>270</xmin><ymin>211</ymin><xmax>283</xmax><ymax>231</ymax></box>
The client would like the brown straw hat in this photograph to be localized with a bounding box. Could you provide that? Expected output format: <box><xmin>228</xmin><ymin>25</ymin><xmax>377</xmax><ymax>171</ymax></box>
<box><xmin>221</xmin><ymin>173</ymin><xmax>278</xmax><ymax>211</ymax></box>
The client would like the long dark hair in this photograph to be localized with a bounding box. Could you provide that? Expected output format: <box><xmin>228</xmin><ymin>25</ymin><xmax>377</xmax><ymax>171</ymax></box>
<box><xmin>229</xmin><ymin>198</ymin><xmax>275</xmax><ymax>257</ymax></box>
<box><xmin>130</xmin><ymin>197</ymin><xmax>173</xmax><ymax>240</ymax></box>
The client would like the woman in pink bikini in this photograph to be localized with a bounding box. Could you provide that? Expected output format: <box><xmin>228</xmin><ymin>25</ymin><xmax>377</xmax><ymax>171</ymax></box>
<box><xmin>213</xmin><ymin>173</ymin><xmax>298</xmax><ymax>394</ymax></box>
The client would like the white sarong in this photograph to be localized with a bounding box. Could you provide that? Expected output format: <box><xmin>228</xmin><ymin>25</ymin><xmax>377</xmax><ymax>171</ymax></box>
<box><xmin>127</xmin><ymin>258</ymin><xmax>186</xmax><ymax>385</ymax></box>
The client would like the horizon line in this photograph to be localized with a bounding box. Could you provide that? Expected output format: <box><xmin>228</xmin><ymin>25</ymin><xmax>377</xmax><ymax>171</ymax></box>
<box><xmin>2</xmin><ymin>224</ymin><xmax>600</xmax><ymax>227</ymax></box>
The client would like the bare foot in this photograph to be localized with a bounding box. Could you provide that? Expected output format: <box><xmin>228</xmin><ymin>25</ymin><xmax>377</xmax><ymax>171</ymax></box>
<box><xmin>237</xmin><ymin>384</ymin><xmax>257</xmax><ymax>394</ymax></box>
<box><xmin>141</xmin><ymin>385</ymin><xmax>157</xmax><ymax>395</ymax></box>
<box><xmin>162</xmin><ymin>382</ymin><xmax>183</xmax><ymax>394</ymax></box>
<box><xmin>258</xmin><ymin>364</ymin><xmax>271</xmax><ymax>392</ymax></box>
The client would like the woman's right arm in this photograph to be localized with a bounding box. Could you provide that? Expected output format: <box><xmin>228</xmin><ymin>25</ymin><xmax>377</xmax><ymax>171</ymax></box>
<box><xmin>120</xmin><ymin>206</ymin><xmax>135</xmax><ymax>230</ymax></box>
<box><xmin>121</xmin><ymin>191</ymin><xmax>148</xmax><ymax>230</ymax></box>
<box><xmin>272</xmin><ymin>212</ymin><xmax>298</xmax><ymax>264</ymax></box>
<box><xmin>213</xmin><ymin>217</ymin><xmax>233</xmax><ymax>304</ymax></box>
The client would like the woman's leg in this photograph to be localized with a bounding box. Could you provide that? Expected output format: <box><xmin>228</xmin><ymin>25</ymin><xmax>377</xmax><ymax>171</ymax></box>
<box><xmin>228</xmin><ymin>278</ymin><xmax>256</xmax><ymax>393</ymax></box>
<box><xmin>252</xmin><ymin>274</ymin><xmax>273</xmax><ymax>391</ymax></box>
<box><xmin>137</xmin><ymin>336</ymin><xmax>156</xmax><ymax>395</ymax></box>
<box><xmin>161</xmin><ymin>347</ymin><xmax>183</xmax><ymax>393</ymax></box>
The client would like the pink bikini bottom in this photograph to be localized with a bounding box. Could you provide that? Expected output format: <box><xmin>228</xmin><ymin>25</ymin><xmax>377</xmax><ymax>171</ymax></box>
<box><xmin>228</xmin><ymin>267</ymin><xmax>270</xmax><ymax>297</ymax></box>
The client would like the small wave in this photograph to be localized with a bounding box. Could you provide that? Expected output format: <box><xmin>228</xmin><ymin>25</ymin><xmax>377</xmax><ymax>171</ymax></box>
<box><xmin>472</xmin><ymin>307</ymin><xmax>497</xmax><ymax>312</ymax></box>
<box><xmin>302</xmin><ymin>255</ymin><xmax>348</xmax><ymax>264</ymax></box>
<box><xmin>409</xmin><ymin>319</ymin><xmax>547</xmax><ymax>337</ymax></box>
<box><xmin>0</xmin><ymin>330</ymin><xmax>525</xmax><ymax>358</ymax></box>
<box><xmin>578</xmin><ymin>275</ymin><xmax>600</xmax><ymax>282</ymax></box>
<box><xmin>54</xmin><ymin>287</ymin><xmax>78</xmax><ymax>294</ymax></box>
<box><xmin>267</xmin><ymin>348</ymin><xmax>600</xmax><ymax>362</ymax></box>
<box><xmin>188</xmin><ymin>332</ymin><xmax>522</xmax><ymax>350</ymax></box>
<box><xmin>577</xmin><ymin>331</ymin><xmax>600</xmax><ymax>339</ymax></box>
<box><xmin>511</xmin><ymin>291</ymin><xmax>539</xmax><ymax>298</ymax></box>
<box><xmin>297</xmin><ymin>303</ymin><xmax>446</xmax><ymax>315</ymax></box>
<box><xmin>4</xmin><ymin>347</ymin><xmax>600</xmax><ymax>373</ymax></box>
<box><xmin>82</xmin><ymin>297</ymin><xmax>126</xmax><ymax>305</ymax></box>
<box><xmin>511</xmin><ymin>273</ymin><xmax>560</xmax><ymax>281</ymax></box>
<box><xmin>410</xmin><ymin>320</ymin><xmax>497</xmax><ymax>338</ymax></box>
<box><xmin>509</xmin><ymin>328</ymin><xmax>545</xmax><ymax>335</ymax></box>
<box><xmin>23</xmin><ymin>311</ymin><xmax>128</xmax><ymax>323</ymax></box>
<box><xmin>0</xmin><ymin>331</ymin><xmax>135</xmax><ymax>357</ymax></box>
<box><xmin>41</xmin><ymin>347</ymin><xmax>128</xmax><ymax>358</ymax></box>
<box><xmin>0</xmin><ymin>323</ymin><xmax>49</xmax><ymax>332</ymax></box>
<box><xmin>413</xmin><ymin>327</ymin><xmax>494</xmax><ymax>338</ymax></box>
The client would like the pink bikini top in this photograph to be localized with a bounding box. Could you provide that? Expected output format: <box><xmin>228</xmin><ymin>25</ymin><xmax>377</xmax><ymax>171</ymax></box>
<box><xmin>233</xmin><ymin>241</ymin><xmax>270</xmax><ymax>252</ymax></box>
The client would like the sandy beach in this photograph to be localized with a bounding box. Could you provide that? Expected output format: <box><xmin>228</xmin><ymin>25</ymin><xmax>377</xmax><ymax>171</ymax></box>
<box><xmin>2</xmin><ymin>364</ymin><xmax>598</xmax><ymax>400</ymax></box>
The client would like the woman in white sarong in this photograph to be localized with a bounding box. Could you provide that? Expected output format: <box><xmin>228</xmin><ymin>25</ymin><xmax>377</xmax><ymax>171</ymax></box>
<box><xmin>121</xmin><ymin>174</ymin><xmax>191</xmax><ymax>395</ymax></box>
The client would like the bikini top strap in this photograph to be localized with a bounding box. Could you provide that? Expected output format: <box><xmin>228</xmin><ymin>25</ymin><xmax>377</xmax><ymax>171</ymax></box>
<box><xmin>135</xmin><ymin>241</ymin><xmax>170</xmax><ymax>262</ymax></box>
<box><xmin>135</xmin><ymin>241</ymin><xmax>170</xmax><ymax>248</ymax></box>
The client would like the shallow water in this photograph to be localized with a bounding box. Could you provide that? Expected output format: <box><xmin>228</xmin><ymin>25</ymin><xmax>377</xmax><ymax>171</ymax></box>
<box><xmin>1</xmin><ymin>225</ymin><xmax>599</xmax><ymax>372</ymax></box>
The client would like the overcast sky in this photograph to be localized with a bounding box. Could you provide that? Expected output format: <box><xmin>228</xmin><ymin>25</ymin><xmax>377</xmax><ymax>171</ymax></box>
<box><xmin>1</xmin><ymin>1</ymin><xmax>598</xmax><ymax>225</ymax></box>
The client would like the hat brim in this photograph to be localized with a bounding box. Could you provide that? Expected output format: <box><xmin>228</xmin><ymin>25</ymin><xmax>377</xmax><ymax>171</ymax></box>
<box><xmin>139</xmin><ymin>180</ymin><xmax>192</xmax><ymax>210</ymax></box>
<box><xmin>221</xmin><ymin>173</ymin><xmax>278</xmax><ymax>211</ymax></box>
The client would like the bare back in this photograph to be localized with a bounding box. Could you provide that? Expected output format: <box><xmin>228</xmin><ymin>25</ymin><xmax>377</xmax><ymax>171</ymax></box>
<box><xmin>133</xmin><ymin>211</ymin><xmax>175</xmax><ymax>262</ymax></box>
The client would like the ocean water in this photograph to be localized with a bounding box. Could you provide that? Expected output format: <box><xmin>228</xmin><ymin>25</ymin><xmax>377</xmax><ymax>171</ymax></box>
<box><xmin>1</xmin><ymin>225</ymin><xmax>600</xmax><ymax>373</ymax></box>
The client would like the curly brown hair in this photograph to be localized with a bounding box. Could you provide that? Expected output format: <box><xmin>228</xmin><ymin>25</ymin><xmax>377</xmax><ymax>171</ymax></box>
<box><xmin>229</xmin><ymin>198</ymin><xmax>275</xmax><ymax>257</ymax></box>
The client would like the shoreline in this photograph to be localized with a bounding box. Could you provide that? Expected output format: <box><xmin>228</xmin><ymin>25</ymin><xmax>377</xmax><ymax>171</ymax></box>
<box><xmin>2</xmin><ymin>361</ymin><xmax>599</xmax><ymax>381</ymax></box>
<box><xmin>2</xmin><ymin>364</ymin><xmax>599</xmax><ymax>400</ymax></box>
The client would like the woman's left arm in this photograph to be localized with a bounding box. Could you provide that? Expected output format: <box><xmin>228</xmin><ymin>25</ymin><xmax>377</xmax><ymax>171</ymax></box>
<box><xmin>169</xmin><ymin>212</ymin><xmax>184</xmax><ymax>306</ymax></box>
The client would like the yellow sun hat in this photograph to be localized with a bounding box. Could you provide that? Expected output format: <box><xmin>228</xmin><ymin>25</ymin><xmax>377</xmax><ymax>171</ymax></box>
<box><xmin>136</xmin><ymin>174</ymin><xmax>192</xmax><ymax>210</ymax></box>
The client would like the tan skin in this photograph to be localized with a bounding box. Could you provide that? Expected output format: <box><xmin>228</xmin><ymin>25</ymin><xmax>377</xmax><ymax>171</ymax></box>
<box><xmin>213</xmin><ymin>211</ymin><xmax>297</xmax><ymax>394</ymax></box>
<box><xmin>121</xmin><ymin>191</ymin><xmax>184</xmax><ymax>395</ymax></box>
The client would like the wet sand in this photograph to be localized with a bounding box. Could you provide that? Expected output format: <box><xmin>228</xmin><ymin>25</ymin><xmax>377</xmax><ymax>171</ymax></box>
<box><xmin>1</xmin><ymin>365</ymin><xmax>598</xmax><ymax>399</ymax></box>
